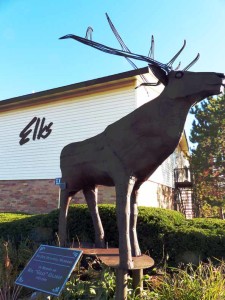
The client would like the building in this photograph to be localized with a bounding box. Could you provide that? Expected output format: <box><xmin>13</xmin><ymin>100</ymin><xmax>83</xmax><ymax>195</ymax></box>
<box><xmin>0</xmin><ymin>67</ymin><xmax>192</xmax><ymax>215</ymax></box>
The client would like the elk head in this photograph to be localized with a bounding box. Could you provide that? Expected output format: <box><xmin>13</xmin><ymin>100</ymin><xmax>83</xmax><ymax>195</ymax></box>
<box><xmin>162</xmin><ymin>70</ymin><xmax>225</xmax><ymax>105</ymax></box>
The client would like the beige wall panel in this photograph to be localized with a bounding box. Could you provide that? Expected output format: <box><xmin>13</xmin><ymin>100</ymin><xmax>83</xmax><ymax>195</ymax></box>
<box><xmin>0</xmin><ymin>88</ymin><xmax>136</xmax><ymax>180</ymax></box>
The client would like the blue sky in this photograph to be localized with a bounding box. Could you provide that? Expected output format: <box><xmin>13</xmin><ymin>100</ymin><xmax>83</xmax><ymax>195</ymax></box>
<box><xmin>1</xmin><ymin>0</ymin><xmax>225</xmax><ymax>142</ymax></box>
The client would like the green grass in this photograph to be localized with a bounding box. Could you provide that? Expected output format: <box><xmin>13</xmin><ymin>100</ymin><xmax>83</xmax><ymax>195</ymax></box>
<box><xmin>147</xmin><ymin>261</ymin><xmax>225</xmax><ymax>300</ymax></box>
<box><xmin>59</xmin><ymin>260</ymin><xmax>225</xmax><ymax>299</ymax></box>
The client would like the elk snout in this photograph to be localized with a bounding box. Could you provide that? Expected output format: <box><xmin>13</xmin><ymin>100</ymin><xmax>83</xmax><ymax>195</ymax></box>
<box><xmin>221</xmin><ymin>74</ymin><xmax>225</xmax><ymax>86</ymax></box>
<box><xmin>220</xmin><ymin>74</ymin><xmax>225</xmax><ymax>94</ymax></box>
<box><xmin>217</xmin><ymin>73</ymin><xmax>225</xmax><ymax>78</ymax></box>
<box><xmin>217</xmin><ymin>73</ymin><xmax>225</xmax><ymax>85</ymax></box>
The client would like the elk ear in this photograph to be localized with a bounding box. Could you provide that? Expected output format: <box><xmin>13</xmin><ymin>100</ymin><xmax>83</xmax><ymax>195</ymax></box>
<box><xmin>149</xmin><ymin>65</ymin><xmax>168</xmax><ymax>86</ymax></box>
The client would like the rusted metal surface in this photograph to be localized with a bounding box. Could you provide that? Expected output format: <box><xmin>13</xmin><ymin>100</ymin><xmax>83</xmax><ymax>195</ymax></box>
<box><xmin>73</xmin><ymin>248</ymin><xmax>154</xmax><ymax>270</ymax></box>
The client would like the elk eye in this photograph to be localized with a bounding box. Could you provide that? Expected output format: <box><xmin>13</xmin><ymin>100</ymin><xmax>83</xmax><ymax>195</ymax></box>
<box><xmin>175</xmin><ymin>71</ymin><xmax>184</xmax><ymax>79</ymax></box>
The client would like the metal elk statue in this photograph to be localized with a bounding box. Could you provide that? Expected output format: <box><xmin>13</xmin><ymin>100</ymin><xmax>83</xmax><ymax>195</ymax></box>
<box><xmin>58</xmin><ymin>14</ymin><xmax>225</xmax><ymax>270</ymax></box>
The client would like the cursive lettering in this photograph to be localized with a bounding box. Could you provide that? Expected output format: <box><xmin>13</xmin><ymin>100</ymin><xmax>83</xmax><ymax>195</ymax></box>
<box><xmin>19</xmin><ymin>117</ymin><xmax>53</xmax><ymax>145</ymax></box>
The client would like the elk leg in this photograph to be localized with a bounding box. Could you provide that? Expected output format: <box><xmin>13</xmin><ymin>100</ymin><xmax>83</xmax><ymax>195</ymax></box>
<box><xmin>115</xmin><ymin>176</ymin><xmax>136</xmax><ymax>270</ymax></box>
<box><xmin>58</xmin><ymin>190</ymin><xmax>72</xmax><ymax>247</ymax></box>
<box><xmin>83</xmin><ymin>186</ymin><xmax>105</xmax><ymax>248</ymax></box>
<box><xmin>130</xmin><ymin>189</ymin><xmax>141</xmax><ymax>257</ymax></box>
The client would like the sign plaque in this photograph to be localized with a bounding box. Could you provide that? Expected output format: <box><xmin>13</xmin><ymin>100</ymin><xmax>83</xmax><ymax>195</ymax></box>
<box><xmin>15</xmin><ymin>245</ymin><xmax>82</xmax><ymax>296</ymax></box>
<box><xmin>55</xmin><ymin>178</ymin><xmax>61</xmax><ymax>185</ymax></box>
<box><xmin>55</xmin><ymin>178</ymin><xmax>66</xmax><ymax>190</ymax></box>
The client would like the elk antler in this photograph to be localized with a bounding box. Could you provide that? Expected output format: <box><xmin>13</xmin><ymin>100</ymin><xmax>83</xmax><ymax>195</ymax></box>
<box><xmin>85</xmin><ymin>26</ymin><xmax>93</xmax><ymax>40</ymax></box>
<box><xmin>60</xmin><ymin>14</ymin><xmax>200</xmax><ymax>86</ymax></box>
<box><xmin>60</xmin><ymin>33</ymin><xmax>169</xmax><ymax>71</ymax></box>
<box><xmin>183</xmin><ymin>53</ymin><xmax>200</xmax><ymax>71</ymax></box>
<box><xmin>105</xmin><ymin>13</ymin><xmax>149</xmax><ymax>85</ymax></box>
<box><xmin>148</xmin><ymin>35</ymin><xmax>155</xmax><ymax>59</ymax></box>
<box><xmin>166</xmin><ymin>40</ymin><xmax>186</xmax><ymax>68</ymax></box>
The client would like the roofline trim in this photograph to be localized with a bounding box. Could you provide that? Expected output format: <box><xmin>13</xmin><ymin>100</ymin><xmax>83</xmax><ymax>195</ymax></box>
<box><xmin>0</xmin><ymin>67</ymin><xmax>149</xmax><ymax>110</ymax></box>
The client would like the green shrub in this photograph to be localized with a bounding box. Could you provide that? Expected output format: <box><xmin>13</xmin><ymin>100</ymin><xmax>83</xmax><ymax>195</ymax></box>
<box><xmin>0</xmin><ymin>205</ymin><xmax>225</xmax><ymax>265</ymax></box>
<box><xmin>137</xmin><ymin>207</ymin><xmax>186</xmax><ymax>261</ymax></box>
<box><xmin>188</xmin><ymin>218</ymin><xmax>225</xmax><ymax>234</ymax></box>
<box><xmin>166</xmin><ymin>224</ymin><xmax>225</xmax><ymax>265</ymax></box>
<box><xmin>0</xmin><ymin>212</ymin><xmax>31</xmax><ymax>223</ymax></box>
<box><xmin>0</xmin><ymin>214</ymin><xmax>43</xmax><ymax>240</ymax></box>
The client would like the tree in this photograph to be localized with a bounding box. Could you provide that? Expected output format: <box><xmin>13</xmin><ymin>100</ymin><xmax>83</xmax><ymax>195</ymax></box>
<box><xmin>190</xmin><ymin>95</ymin><xmax>225</xmax><ymax>219</ymax></box>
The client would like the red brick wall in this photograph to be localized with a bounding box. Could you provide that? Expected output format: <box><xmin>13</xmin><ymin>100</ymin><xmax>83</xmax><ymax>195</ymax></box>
<box><xmin>0</xmin><ymin>180</ymin><xmax>116</xmax><ymax>214</ymax></box>
<box><xmin>0</xmin><ymin>180</ymin><xmax>58</xmax><ymax>214</ymax></box>
<box><xmin>0</xmin><ymin>179</ymin><xmax>173</xmax><ymax>214</ymax></box>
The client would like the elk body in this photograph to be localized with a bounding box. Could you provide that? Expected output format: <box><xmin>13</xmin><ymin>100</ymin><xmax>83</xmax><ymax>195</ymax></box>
<box><xmin>58</xmin><ymin>14</ymin><xmax>224</xmax><ymax>269</ymax></box>
<box><xmin>59</xmin><ymin>66</ymin><xmax>224</xmax><ymax>269</ymax></box>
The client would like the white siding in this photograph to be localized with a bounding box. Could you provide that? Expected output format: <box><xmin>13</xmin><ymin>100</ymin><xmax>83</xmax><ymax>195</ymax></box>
<box><xmin>149</xmin><ymin>154</ymin><xmax>175</xmax><ymax>188</ymax></box>
<box><xmin>138</xmin><ymin>180</ymin><xmax>159</xmax><ymax>207</ymax></box>
<box><xmin>135</xmin><ymin>72</ymin><xmax>165</xmax><ymax>107</ymax></box>
<box><xmin>0</xmin><ymin>87</ymin><xmax>136</xmax><ymax>180</ymax></box>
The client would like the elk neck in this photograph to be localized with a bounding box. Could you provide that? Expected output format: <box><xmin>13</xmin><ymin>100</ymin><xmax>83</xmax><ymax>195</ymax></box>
<box><xmin>144</xmin><ymin>94</ymin><xmax>192</xmax><ymax>139</ymax></box>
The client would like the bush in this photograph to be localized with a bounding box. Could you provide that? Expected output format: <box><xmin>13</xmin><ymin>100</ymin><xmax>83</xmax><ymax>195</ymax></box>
<box><xmin>0</xmin><ymin>205</ymin><xmax>225</xmax><ymax>265</ymax></box>
<box><xmin>188</xmin><ymin>218</ymin><xmax>225</xmax><ymax>234</ymax></box>
<box><xmin>0</xmin><ymin>213</ymin><xmax>41</xmax><ymax>239</ymax></box>
<box><xmin>166</xmin><ymin>225</ymin><xmax>225</xmax><ymax>265</ymax></box>
<box><xmin>132</xmin><ymin>207</ymin><xmax>184</xmax><ymax>262</ymax></box>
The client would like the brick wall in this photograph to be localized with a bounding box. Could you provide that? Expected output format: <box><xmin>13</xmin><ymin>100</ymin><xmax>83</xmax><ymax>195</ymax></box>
<box><xmin>157</xmin><ymin>184</ymin><xmax>174</xmax><ymax>210</ymax></box>
<box><xmin>0</xmin><ymin>179</ymin><xmax>173</xmax><ymax>214</ymax></box>
<box><xmin>0</xmin><ymin>180</ymin><xmax>116</xmax><ymax>214</ymax></box>
<box><xmin>0</xmin><ymin>180</ymin><xmax>58</xmax><ymax>214</ymax></box>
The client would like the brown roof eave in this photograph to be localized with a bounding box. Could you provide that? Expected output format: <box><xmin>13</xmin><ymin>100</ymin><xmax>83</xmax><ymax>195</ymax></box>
<box><xmin>0</xmin><ymin>67</ymin><xmax>149</xmax><ymax>111</ymax></box>
<box><xmin>179</xmin><ymin>131</ymin><xmax>190</xmax><ymax>156</ymax></box>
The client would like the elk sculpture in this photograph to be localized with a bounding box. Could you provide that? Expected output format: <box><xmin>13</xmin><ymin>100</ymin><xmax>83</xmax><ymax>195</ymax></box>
<box><xmin>58</xmin><ymin>16</ymin><xmax>225</xmax><ymax>270</ymax></box>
